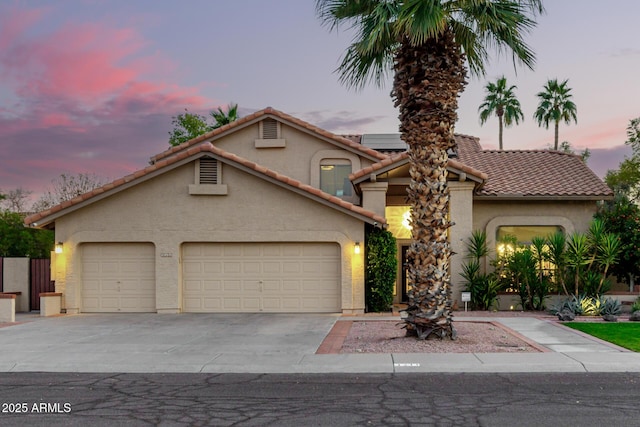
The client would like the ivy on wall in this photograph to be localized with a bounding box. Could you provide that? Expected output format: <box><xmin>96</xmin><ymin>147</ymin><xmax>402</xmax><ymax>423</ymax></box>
<box><xmin>365</xmin><ymin>226</ymin><xmax>397</xmax><ymax>312</ymax></box>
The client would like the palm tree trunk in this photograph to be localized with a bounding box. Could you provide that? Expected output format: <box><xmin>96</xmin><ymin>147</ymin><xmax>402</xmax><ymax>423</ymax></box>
<box><xmin>392</xmin><ymin>30</ymin><xmax>466</xmax><ymax>340</ymax></box>
<box><xmin>554</xmin><ymin>120</ymin><xmax>559</xmax><ymax>150</ymax></box>
<box><xmin>498</xmin><ymin>115</ymin><xmax>504</xmax><ymax>150</ymax></box>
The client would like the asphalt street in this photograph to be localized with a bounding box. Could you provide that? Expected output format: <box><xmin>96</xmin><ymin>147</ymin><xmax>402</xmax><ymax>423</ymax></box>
<box><xmin>0</xmin><ymin>372</ymin><xmax>638</xmax><ymax>426</ymax></box>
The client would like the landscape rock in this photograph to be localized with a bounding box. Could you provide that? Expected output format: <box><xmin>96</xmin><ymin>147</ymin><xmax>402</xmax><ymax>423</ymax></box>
<box><xmin>629</xmin><ymin>311</ymin><xmax>640</xmax><ymax>321</ymax></box>
<box><xmin>557</xmin><ymin>309</ymin><xmax>575</xmax><ymax>321</ymax></box>
<box><xmin>602</xmin><ymin>314</ymin><xmax>618</xmax><ymax>322</ymax></box>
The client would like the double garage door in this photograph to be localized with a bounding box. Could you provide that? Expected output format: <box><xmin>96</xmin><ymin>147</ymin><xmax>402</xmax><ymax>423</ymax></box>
<box><xmin>182</xmin><ymin>242</ymin><xmax>341</xmax><ymax>312</ymax></box>
<box><xmin>81</xmin><ymin>242</ymin><xmax>341</xmax><ymax>313</ymax></box>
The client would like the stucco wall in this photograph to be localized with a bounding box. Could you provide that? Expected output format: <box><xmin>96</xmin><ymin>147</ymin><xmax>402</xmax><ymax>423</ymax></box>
<box><xmin>54</xmin><ymin>161</ymin><xmax>366</xmax><ymax>314</ymax></box>
<box><xmin>1</xmin><ymin>257</ymin><xmax>30</xmax><ymax>312</ymax></box>
<box><xmin>209</xmin><ymin>121</ymin><xmax>374</xmax><ymax>190</ymax></box>
<box><xmin>472</xmin><ymin>199</ymin><xmax>598</xmax><ymax>273</ymax></box>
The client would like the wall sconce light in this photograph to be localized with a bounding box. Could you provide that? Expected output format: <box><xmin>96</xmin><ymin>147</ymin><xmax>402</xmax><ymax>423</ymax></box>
<box><xmin>55</xmin><ymin>242</ymin><xmax>63</xmax><ymax>254</ymax></box>
<box><xmin>354</xmin><ymin>242</ymin><xmax>361</xmax><ymax>255</ymax></box>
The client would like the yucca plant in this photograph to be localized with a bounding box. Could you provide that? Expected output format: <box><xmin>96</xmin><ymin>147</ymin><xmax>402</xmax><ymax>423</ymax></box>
<box><xmin>595</xmin><ymin>233</ymin><xmax>621</xmax><ymax>295</ymax></box>
<box><xmin>547</xmin><ymin>232</ymin><xmax>568</xmax><ymax>295</ymax></box>
<box><xmin>566</xmin><ymin>233</ymin><xmax>590</xmax><ymax>296</ymax></box>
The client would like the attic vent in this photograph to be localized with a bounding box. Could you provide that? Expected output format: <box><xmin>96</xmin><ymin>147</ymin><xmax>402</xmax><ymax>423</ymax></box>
<box><xmin>199</xmin><ymin>158</ymin><xmax>219</xmax><ymax>184</ymax></box>
<box><xmin>262</xmin><ymin>118</ymin><xmax>278</xmax><ymax>139</ymax></box>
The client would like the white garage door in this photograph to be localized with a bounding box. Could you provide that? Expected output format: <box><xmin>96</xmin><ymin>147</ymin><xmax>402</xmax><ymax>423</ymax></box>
<box><xmin>182</xmin><ymin>243</ymin><xmax>341</xmax><ymax>313</ymax></box>
<box><xmin>82</xmin><ymin>243</ymin><xmax>156</xmax><ymax>313</ymax></box>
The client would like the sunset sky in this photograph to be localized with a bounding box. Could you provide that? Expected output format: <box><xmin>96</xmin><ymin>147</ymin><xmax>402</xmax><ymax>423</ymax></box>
<box><xmin>1</xmin><ymin>1</ymin><xmax>638</xmax><ymax>204</ymax></box>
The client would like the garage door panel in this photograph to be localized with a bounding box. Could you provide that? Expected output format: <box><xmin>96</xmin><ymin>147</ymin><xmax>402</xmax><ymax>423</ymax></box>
<box><xmin>82</xmin><ymin>243</ymin><xmax>156</xmax><ymax>313</ymax></box>
<box><xmin>182</xmin><ymin>243</ymin><xmax>340</xmax><ymax>313</ymax></box>
<box><xmin>244</xmin><ymin>262</ymin><xmax>261</xmax><ymax>274</ymax></box>
<box><xmin>224</xmin><ymin>263</ymin><xmax>242</xmax><ymax>274</ymax></box>
<box><xmin>203</xmin><ymin>262</ymin><xmax>222</xmax><ymax>274</ymax></box>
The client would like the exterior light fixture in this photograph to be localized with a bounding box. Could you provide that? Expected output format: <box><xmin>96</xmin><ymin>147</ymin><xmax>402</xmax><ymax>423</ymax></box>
<box><xmin>354</xmin><ymin>242</ymin><xmax>361</xmax><ymax>255</ymax></box>
<box><xmin>55</xmin><ymin>242</ymin><xmax>63</xmax><ymax>254</ymax></box>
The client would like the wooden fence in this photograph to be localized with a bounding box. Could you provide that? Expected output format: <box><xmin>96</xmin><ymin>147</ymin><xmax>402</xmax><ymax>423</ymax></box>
<box><xmin>30</xmin><ymin>259</ymin><xmax>52</xmax><ymax>311</ymax></box>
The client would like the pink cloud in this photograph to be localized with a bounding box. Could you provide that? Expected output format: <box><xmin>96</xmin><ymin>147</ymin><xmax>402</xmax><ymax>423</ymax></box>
<box><xmin>0</xmin><ymin>5</ymin><xmax>218</xmax><ymax>201</ymax></box>
<box><xmin>41</xmin><ymin>113</ymin><xmax>75</xmax><ymax>128</ymax></box>
<box><xmin>0</xmin><ymin>6</ymin><xmax>211</xmax><ymax>130</ymax></box>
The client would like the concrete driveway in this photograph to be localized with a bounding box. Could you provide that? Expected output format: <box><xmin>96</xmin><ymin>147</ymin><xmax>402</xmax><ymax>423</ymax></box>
<box><xmin>0</xmin><ymin>313</ymin><xmax>340</xmax><ymax>373</ymax></box>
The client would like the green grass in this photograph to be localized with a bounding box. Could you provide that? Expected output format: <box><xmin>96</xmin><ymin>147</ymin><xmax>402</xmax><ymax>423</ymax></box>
<box><xmin>564</xmin><ymin>322</ymin><xmax>640</xmax><ymax>352</ymax></box>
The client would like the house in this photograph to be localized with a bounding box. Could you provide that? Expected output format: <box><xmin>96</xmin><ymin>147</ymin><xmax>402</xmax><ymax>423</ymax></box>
<box><xmin>25</xmin><ymin>107</ymin><xmax>613</xmax><ymax>314</ymax></box>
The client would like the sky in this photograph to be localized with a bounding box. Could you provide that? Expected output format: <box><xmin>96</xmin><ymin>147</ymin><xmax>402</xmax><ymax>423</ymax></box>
<box><xmin>1</xmin><ymin>0</ymin><xmax>639</xmax><ymax>204</ymax></box>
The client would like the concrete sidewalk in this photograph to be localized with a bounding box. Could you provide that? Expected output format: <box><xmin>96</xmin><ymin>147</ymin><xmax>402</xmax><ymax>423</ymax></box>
<box><xmin>1</xmin><ymin>312</ymin><xmax>639</xmax><ymax>374</ymax></box>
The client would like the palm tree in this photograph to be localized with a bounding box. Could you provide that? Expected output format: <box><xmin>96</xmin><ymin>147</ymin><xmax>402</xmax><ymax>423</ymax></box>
<box><xmin>317</xmin><ymin>0</ymin><xmax>543</xmax><ymax>339</ymax></box>
<box><xmin>534</xmin><ymin>79</ymin><xmax>577</xmax><ymax>150</ymax></box>
<box><xmin>210</xmin><ymin>103</ymin><xmax>239</xmax><ymax>129</ymax></box>
<box><xmin>478</xmin><ymin>76</ymin><xmax>524</xmax><ymax>150</ymax></box>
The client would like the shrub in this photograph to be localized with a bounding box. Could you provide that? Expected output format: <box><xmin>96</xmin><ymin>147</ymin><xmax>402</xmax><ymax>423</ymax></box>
<box><xmin>631</xmin><ymin>297</ymin><xmax>640</xmax><ymax>313</ymax></box>
<box><xmin>550</xmin><ymin>295</ymin><xmax>621</xmax><ymax>317</ymax></box>
<box><xmin>599</xmin><ymin>297</ymin><xmax>622</xmax><ymax>316</ymax></box>
<box><xmin>365</xmin><ymin>227</ymin><xmax>397</xmax><ymax>312</ymax></box>
<box><xmin>549</xmin><ymin>296</ymin><xmax>582</xmax><ymax>316</ymax></box>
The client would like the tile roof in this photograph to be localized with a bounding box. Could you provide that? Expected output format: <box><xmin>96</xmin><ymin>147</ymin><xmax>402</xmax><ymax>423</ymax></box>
<box><xmin>455</xmin><ymin>138</ymin><xmax>613</xmax><ymax>198</ymax></box>
<box><xmin>348</xmin><ymin>133</ymin><xmax>611</xmax><ymax>199</ymax></box>
<box><xmin>151</xmin><ymin>107</ymin><xmax>387</xmax><ymax>164</ymax></box>
<box><xmin>25</xmin><ymin>143</ymin><xmax>386</xmax><ymax>228</ymax></box>
<box><xmin>350</xmin><ymin>151</ymin><xmax>488</xmax><ymax>183</ymax></box>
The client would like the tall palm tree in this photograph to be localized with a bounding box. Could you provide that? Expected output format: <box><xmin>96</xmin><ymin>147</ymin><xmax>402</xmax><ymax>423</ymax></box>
<box><xmin>317</xmin><ymin>0</ymin><xmax>543</xmax><ymax>339</ymax></box>
<box><xmin>478</xmin><ymin>76</ymin><xmax>524</xmax><ymax>150</ymax></box>
<box><xmin>534</xmin><ymin>79</ymin><xmax>577</xmax><ymax>150</ymax></box>
<box><xmin>210</xmin><ymin>103</ymin><xmax>239</xmax><ymax>129</ymax></box>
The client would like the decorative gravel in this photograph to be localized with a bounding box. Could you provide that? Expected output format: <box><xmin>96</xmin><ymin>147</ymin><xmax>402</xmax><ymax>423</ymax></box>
<box><xmin>340</xmin><ymin>320</ymin><xmax>540</xmax><ymax>353</ymax></box>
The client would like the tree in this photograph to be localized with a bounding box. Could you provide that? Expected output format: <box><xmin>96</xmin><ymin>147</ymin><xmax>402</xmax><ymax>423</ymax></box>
<box><xmin>210</xmin><ymin>103</ymin><xmax>239</xmax><ymax>129</ymax></box>
<box><xmin>317</xmin><ymin>0</ymin><xmax>543</xmax><ymax>339</ymax></box>
<box><xmin>534</xmin><ymin>78</ymin><xmax>578</xmax><ymax>150</ymax></box>
<box><xmin>168</xmin><ymin>104</ymin><xmax>239</xmax><ymax>146</ymax></box>
<box><xmin>478</xmin><ymin>76</ymin><xmax>524</xmax><ymax>150</ymax></box>
<box><xmin>557</xmin><ymin>141</ymin><xmax>591</xmax><ymax>162</ymax></box>
<box><xmin>168</xmin><ymin>109</ymin><xmax>211</xmax><ymax>146</ymax></box>
<box><xmin>0</xmin><ymin>210</ymin><xmax>53</xmax><ymax>258</ymax></box>
<box><xmin>0</xmin><ymin>187</ymin><xmax>33</xmax><ymax>213</ymax></box>
<box><xmin>595</xmin><ymin>194</ymin><xmax>640</xmax><ymax>291</ymax></box>
<box><xmin>32</xmin><ymin>173</ymin><xmax>107</xmax><ymax>212</ymax></box>
<box><xmin>605</xmin><ymin>117</ymin><xmax>640</xmax><ymax>202</ymax></box>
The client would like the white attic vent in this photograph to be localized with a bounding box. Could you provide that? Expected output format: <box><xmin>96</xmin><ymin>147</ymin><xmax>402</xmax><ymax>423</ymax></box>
<box><xmin>262</xmin><ymin>118</ymin><xmax>278</xmax><ymax>139</ymax></box>
<box><xmin>255</xmin><ymin>118</ymin><xmax>286</xmax><ymax>148</ymax></box>
<box><xmin>199</xmin><ymin>158</ymin><xmax>219</xmax><ymax>184</ymax></box>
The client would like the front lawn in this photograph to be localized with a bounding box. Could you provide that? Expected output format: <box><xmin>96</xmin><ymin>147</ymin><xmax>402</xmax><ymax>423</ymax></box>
<box><xmin>564</xmin><ymin>322</ymin><xmax>640</xmax><ymax>352</ymax></box>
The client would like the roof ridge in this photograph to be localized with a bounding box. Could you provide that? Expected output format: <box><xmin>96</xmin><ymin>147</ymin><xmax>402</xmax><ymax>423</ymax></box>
<box><xmin>151</xmin><ymin>107</ymin><xmax>387</xmax><ymax>163</ymax></box>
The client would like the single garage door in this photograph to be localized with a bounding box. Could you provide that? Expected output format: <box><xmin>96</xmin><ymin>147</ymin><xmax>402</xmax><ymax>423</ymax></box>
<box><xmin>82</xmin><ymin>243</ymin><xmax>156</xmax><ymax>312</ymax></box>
<box><xmin>182</xmin><ymin>242</ymin><xmax>341</xmax><ymax>312</ymax></box>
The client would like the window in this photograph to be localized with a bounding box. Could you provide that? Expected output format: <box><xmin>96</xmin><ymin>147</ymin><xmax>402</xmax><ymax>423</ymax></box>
<box><xmin>496</xmin><ymin>225</ymin><xmax>562</xmax><ymax>252</ymax></box>
<box><xmin>320</xmin><ymin>160</ymin><xmax>352</xmax><ymax>197</ymax></box>
<box><xmin>496</xmin><ymin>225</ymin><xmax>563</xmax><ymax>292</ymax></box>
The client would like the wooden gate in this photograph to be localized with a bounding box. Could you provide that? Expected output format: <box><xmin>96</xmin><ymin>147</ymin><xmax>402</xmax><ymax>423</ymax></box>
<box><xmin>30</xmin><ymin>258</ymin><xmax>53</xmax><ymax>311</ymax></box>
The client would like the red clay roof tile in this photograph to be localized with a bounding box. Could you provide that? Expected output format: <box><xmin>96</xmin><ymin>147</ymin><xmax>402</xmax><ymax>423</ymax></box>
<box><xmin>455</xmin><ymin>138</ymin><xmax>613</xmax><ymax>198</ymax></box>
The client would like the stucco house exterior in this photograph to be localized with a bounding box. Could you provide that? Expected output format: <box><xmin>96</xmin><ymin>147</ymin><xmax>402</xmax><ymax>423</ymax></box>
<box><xmin>25</xmin><ymin>107</ymin><xmax>612</xmax><ymax>314</ymax></box>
